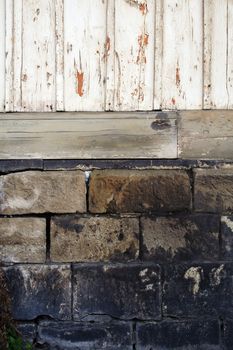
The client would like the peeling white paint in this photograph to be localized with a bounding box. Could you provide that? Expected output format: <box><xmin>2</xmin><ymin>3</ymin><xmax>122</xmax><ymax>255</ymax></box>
<box><xmin>222</xmin><ymin>217</ymin><xmax>233</xmax><ymax>231</ymax></box>
<box><xmin>184</xmin><ymin>266</ymin><xmax>203</xmax><ymax>296</ymax></box>
<box><xmin>210</xmin><ymin>264</ymin><xmax>225</xmax><ymax>287</ymax></box>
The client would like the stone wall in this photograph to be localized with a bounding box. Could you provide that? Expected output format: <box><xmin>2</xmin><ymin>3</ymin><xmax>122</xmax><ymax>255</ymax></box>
<box><xmin>1</xmin><ymin>160</ymin><xmax>233</xmax><ymax>349</ymax></box>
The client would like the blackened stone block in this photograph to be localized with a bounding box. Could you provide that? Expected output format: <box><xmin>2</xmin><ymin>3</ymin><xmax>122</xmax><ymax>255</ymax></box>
<box><xmin>221</xmin><ymin>216</ymin><xmax>233</xmax><ymax>260</ymax></box>
<box><xmin>0</xmin><ymin>159</ymin><xmax>43</xmax><ymax>173</ymax></box>
<box><xmin>17</xmin><ymin>323</ymin><xmax>37</xmax><ymax>343</ymax></box>
<box><xmin>223</xmin><ymin>319</ymin><xmax>233</xmax><ymax>350</ymax></box>
<box><xmin>136</xmin><ymin>320</ymin><xmax>220</xmax><ymax>350</ymax></box>
<box><xmin>73</xmin><ymin>263</ymin><xmax>161</xmax><ymax>320</ymax></box>
<box><xmin>163</xmin><ymin>263</ymin><xmax>233</xmax><ymax>318</ymax></box>
<box><xmin>4</xmin><ymin>265</ymin><xmax>71</xmax><ymax>320</ymax></box>
<box><xmin>37</xmin><ymin>321</ymin><xmax>133</xmax><ymax>350</ymax></box>
<box><xmin>141</xmin><ymin>215</ymin><xmax>219</xmax><ymax>262</ymax></box>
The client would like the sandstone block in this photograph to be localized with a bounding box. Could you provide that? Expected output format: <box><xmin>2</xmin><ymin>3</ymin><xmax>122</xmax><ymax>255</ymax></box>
<box><xmin>141</xmin><ymin>215</ymin><xmax>219</xmax><ymax>262</ymax></box>
<box><xmin>0</xmin><ymin>170</ymin><xmax>86</xmax><ymax>214</ymax></box>
<box><xmin>163</xmin><ymin>263</ymin><xmax>233</xmax><ymax>318</ymax></box>
<box><xmin>51</xmin><ymin>215</ymin><xmax>139</xmax><ymax>262</ymax></box>
<box><xmin>37</xmin><ymin>321</ymin><xmax>133</xmax><ymax>350</ymax></box>
<box><xmin>221</xmin><ymin>216</ymin><xmax>233</xmax><ymax>260</ymax></box>
<box><xmin>4</xmin><ymin>265</ymin><xmax>71</xmax><ymax>320</ymax></box>
<box><xmin>89</xmin><ymin>170</ymin><xmax>191</xmax><ymax>213</ymax></box>
<box><xmin>136</xmin><ymin>320</ymin><xmax>220</xmax><ymax>350</ymax></box>
<box><xmin>0</xmin><ymin>218</ymin><xmax>46</xmax><ymax>263</ymax></box>
<box><xmin>194</xmin><ymin>168</ymin><xmax>233</xmax><ymax>212</ymax></box>
<box><xmin>73</xmin><ymin>263</ymin><xmax>161</xmax><ymax>320</ymax></box>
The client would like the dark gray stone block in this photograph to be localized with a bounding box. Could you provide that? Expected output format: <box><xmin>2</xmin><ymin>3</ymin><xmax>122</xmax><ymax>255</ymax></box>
<box><xmin>73</xmin><ymin>263</ymin><xmax>161</xmax><ymax>320</ymax></box>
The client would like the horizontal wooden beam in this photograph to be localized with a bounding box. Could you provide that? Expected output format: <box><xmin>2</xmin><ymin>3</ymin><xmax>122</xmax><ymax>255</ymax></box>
<box><xmin>0</xmin><ymin>110</ymin><xmax>232</xmax><ymax>160</ymax></box>
<box><xmin>0</xmin><ymin>112</ymin><xmax>177</xmax><ymax>159</ymax></box>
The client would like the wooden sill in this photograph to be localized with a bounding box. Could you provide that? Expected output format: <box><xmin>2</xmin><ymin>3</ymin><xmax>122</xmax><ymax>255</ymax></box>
<box><xmin>0</xmin><ymin>111</ymin><xmax>232</xmax><ymax>160</ymax></box>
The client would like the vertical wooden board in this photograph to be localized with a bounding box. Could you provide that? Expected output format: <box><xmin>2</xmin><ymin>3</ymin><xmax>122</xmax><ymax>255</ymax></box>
<box><xmin>63</xmin><ymin>0</ymin><xmax>107</xmax><ymax>111</ymax></box>
<box><xmin>0</xmin><ymin>0</ymin><xmax>5</xmax><ymax>111</ymax></box>
<box><xmin>204</xmin><ymin>0</ymin><xmax>231</xmax><ymax>109</ymax></box>
<box><xmin>105</xmin><ymin>0</ymin><xmax>115</xmax><ymax>110</ymax></box>
<box><xmin>21</xmin><ymin>0</ymin><xmax>56</xmax><ymax>111</ymax></box>
<box><xmin>5</xmin><ymin>0</ymin><xmax>56</xmax><ymax>112</ymax></box>
<box><xmin>155</xmin><ymin>0</ymin><xmax>203</xmax><ymax>110</ymax></box>
<box><xmin>113</xmin><ymin>0</ymin><xmax>155</xmax><ymax>111</ymax></box>
<box><xmin>55</xmin><ymin>0</ymin><xmax>64</xmax><ymax>111</ymax></box>
<box><xmin>154</xmin><ymin>0</ymin><xmax>163</xmax><ymax>109</ymax></box>
<box><xmin>12</xmin><ymin>0</ymin><xmax>23</xmax><ymax>110</ymax></box>
<box><xmin>228</xmin><ymin>0</ymin><xmax>233</xmax><ymax>108</ymax></box>
<box><xmin>5</xmin><ymin>0</ymin><xmax>13</xmax><ymax>111</ymax></box>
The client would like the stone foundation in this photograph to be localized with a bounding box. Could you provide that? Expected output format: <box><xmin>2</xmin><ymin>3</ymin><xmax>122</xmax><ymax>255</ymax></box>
<box><xmin>1</xmin><ymin>160</ymin><xmax>233</xmax><ymax>349</ymax></box>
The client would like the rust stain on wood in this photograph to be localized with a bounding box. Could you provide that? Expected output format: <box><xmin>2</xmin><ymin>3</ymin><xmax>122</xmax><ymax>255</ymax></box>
<box><xmin>176</xmin><ymin>66</ymin><xmax>180</xmax><ymax>87</ymax></box>
<box><xmin>139</xmin><ymin>2</ymin><xmax>148</xmax><ymax>15</ymax></box>
<box><xmin>137</xmin><ymin>33</ymin><xmax>149</xmax><ymax>64</ymax></box>
<box><xmin>103</xmin><ymin>36</ymin><xmax>111</xmax><ymax>60</ymax></box>
<box><xmin>125</xmin><ymin>0</ymin><xmax>148</xmax><ymax>15</ymax></box>
<box><xmin>76</xmin><ymin>71</ymin><xmax>84</xmax><ymax>97</ymax></box>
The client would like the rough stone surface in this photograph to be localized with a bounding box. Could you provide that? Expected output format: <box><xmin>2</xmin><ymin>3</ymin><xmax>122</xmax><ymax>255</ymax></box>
<box><xmin>141</xmin><ymin>215</ymin><xmax>219</xmax><ymax>262</ymax></box>
<box><xmin>194</xmin><ymin>168</ymin><xmax>233</xmax><ymax>213</ymax></box>
<box><xmin>0</xmin><ymin>159</ymin><xmax>43</xmax><ymax>173</ymax></box>
<box><xmin>223</xmin><ymin>319</ymin><xmax>233</xmax><ymax>350</ymax></box>
<box><xmin>17</xmin><ymin>323</ymin><xmax>37</xmax><ymax>343</ymax></box>
<box><xmin>50</xmin><ymin>215</ymin><xmax>139</xmax><ymax>262</ymax></box>
<box><xmin>89</xmin><ymin>170</ymin><xmax>191</xmax><ymax>213</ymax></box>
<box><xmin>163</xmin><ymin>263</ymin><xmax>233</xmax><ymax>318</ymax></box>
<box><xmin>73</xmin><ymin>263</ymin><xmax>161</xmax><ymax>320</ymax></box>
<box><xmin>136</xmin><ymin>320</ymin><xmax>220</xmax><ymax>350</ymax></box>
<box><xmin>0</xmin><ymin>170</ymin><xmax>86</xmax><ymax>214</ymax></box>
<box><xmin>4</xmin><ymin>265</ymin><xmax>71</xmax><ymax>320</ymax></box>
<box><xmin>221</xmin><ymin>216</ymin><xmax>233</xmax><ymax>260</ymax></box>
<box><xmin>0</xmin><ymin>218</ymin><xmax>46</xmax><ymax>263</ymax></box>
<box><xmin>37</xmin><ymin>321</ymin><xmax>133</xmax><ymax>350</ymax></box>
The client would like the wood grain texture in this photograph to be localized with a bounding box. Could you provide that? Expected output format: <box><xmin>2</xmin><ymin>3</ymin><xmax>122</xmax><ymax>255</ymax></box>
<box><xmin>55</xmin><ymin>0</ymin><xmax>64</xmax><ymax>111</ymax></box>
<box><xmin>179</xmin><ymin>110</ymin><xmax>233</xmax><ymax>159</ymax></box>
<box><xmin>63</xmin><ymin>0</ymin><xmax>107</xmax><ymax>111</ymax></box>
<box><xmin>0</xmin><ymin>112</ymin><xmax>177</xmax><ymax>159</ymax></box>
<box><xmin>0</xmin><ymin>0</ymin><xmax>5</xmax><ymax>111</ymax></box>
<box><xmin>204</xmin><ymin>0</ymin><xmax>233</xmax><ymax>109</ymax></box>
<box><xmin>2</xmin><ymin>0</ymin><xmax>233</xmax><ymax>111</ymax></box>
<box><xmin>5</xmin><ymin>0</ymin><xmax>14</xmax><ymax>111</ymax></box>
<box><xmin>5</xmin><ymin>0</ymin><xmax>56</xmax><ymax>112</ymax></box>
<box><xmin>154</xmin><ymin>0</ymin><xmax>203</xmax><ymax>110</ymax></box>
<box><xmin>113</xmin><ymin>0</ymin><xmax>155</xmax><ymax>111</ymax></box>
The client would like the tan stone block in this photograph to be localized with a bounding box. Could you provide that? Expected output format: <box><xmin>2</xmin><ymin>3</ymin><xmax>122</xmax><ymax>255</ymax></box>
<box><xmin>0</xmin><ymin>218</ymin><xmax>46</xmax><ymax>263</ymax></box>
<box><xmin>89</xmin><ymin>170</ymin><xmax>191</xmax><ymax>213</ymax></box>
<box><xmin>194</xmin><ymin>168</ymin><xmax>233</xmax><ymax>212</ymax></box>
<box><xmin>0</xmin><ymin>171</ymin><xmax>86</xmax><ymax>214</ymax></box>
<box><xmin>51</xmin><ymin>216</ymin><xmax>139</xmax><ymax>262</ymax></box>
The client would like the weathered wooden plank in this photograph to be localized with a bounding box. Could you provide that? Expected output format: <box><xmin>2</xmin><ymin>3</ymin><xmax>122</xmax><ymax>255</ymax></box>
<box><xmin>55</xmin><ymin>0</ymin><xmax>64</xmax><ymax>111</ymax></box>
<box><xmin>21</xmin><ymin>0</ymin><xmax>56</xmax><ymax>111</ymax></box>
<box><xmin>0</xmin><ymin>0</ymin><xmax>5</xmax><ymax>111</ymax></box>
<box><xmin>5</xmin><ymin>0</ymin><xmax>56</xmax><ymax>112</ymax></box>
<box><xmin>5</xmin><ymin>0</ymin><xmax>14</xmax><ymax>111</ymax></box>
<box><xmin>154</xmin><ymin>0</ymin><xmax>203</xmax><ymax>110</ymax></box>
<box><xmin>154</xmin><ymin>0</ymin><xmax>163</xmax><ymax>109</ymax></box>
<box><xmin>113</xmin><ymin>0</ymin><xmax>155</xmax><ymax>111</ymax></box>
<box><xmin>0</xmin><ymin>113</ymin><xmax>177</xmax><ymax>159</ymax></box>
<box><xmin>0</xmin><ymin>111</ymin><xmax>177</xmax><ymax>120</ymax></box>
<box><xmin>179</xmin><ymin>110</ymin><xmax>233</xmax><ymax>159</ymax></box>
<box><xmin>105</xmin><ymin>0</ymin><xmax>115</xmax><ymax>110</ymax></box>
<box><xmin>204</xmin><ymin>0</ymin><xmax>233</xmax><ymax>109</ymax></box>
<box><xmin>63</xmin><ymin>0</ymin><xmax>107</xmax><ymax>111</ymax></box>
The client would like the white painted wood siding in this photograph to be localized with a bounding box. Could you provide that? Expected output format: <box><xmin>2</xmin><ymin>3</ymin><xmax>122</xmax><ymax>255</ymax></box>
<box><xmin>2</xmin><ymin>0</ymin><xmax>233</xmax><ymax>111</ymax></box>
